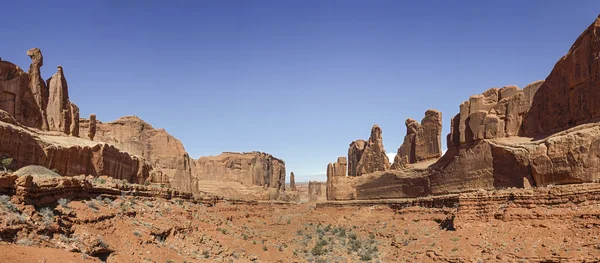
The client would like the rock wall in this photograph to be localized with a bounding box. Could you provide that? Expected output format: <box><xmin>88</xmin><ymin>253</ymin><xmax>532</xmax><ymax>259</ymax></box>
<box><xmin>0</xmin><ymin>120</ymin><xmax>150</xmax><ymax>184</ymax></box>
<box><xmin>79</xmin><ymin>116</ymin><xmax>196</xmax><ymax>192</ymax></box>
<box><xmin>194</xmin><ymin>152</ymin><xmax>286</xmax><ymax>190</ymax></box>
<box><xmin>524</xmin><ymin>16</ymin><xmax>600</xmax><ymax>136</ymax></box>
<box><xmin>0</xmin><ymin>60</ymin><xmax>43</xmax><ymax>129</ymax></box>
<box><xmin>307</xmin><ymin>181</ymin><xmax>327</xmax><ymax>202</ymax></box>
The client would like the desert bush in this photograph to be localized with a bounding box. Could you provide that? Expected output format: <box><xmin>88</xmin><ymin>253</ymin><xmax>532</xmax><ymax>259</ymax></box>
<box><xmin>39</xmin><ymin>207</ymin><xmax>54</xmax><ymax>226</ymax></box>
<box><xmin>58</xmin><ymin>198</ymin><xmax>70</xmax><ymax>208</ymax></box>
<box><xmin>86</xmin><ymin>199</ymin><xmax>99</xmax><ymax>211</ymax></box>
<box><xmin>0</xmin><ymin>156</ymin><xmax>13</xmax><ymax>171</ymax></box>
<box><xmin>16</xmin><ymin>238</ymin><xmax>33</xmax><ymax>246</ymax></box>
<box><xmin>6</xmin><ymin>213</ymin><xmax>27</xmax><ymax>224</ymax></box>
<box><xmin>133</xmin><ymin>230</ymin><xmax>142</xmax><ymax>237</ymax></box>
<box><xmin>311</xmin><ymin>241</ymin><xmax>327</xmax><ymax>256</ymax></box>
<box><xmin>0</xmin><ymin>195</ymin><xmax>18</xmax><ymax>212</ymax></box>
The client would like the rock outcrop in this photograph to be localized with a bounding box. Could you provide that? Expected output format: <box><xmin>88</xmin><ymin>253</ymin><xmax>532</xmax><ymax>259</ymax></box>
<box><xmin>46</xmin><ymin>66</ymin><xmax>78</xmax><ymax>135</ymax></box>
<box><xmin>0</xmin><ymin>59</ymin><xmax>43</xmax><ymax>128</ymax></box>
<box><xmin>79</xmin><ymin>116</ymin><xmax>195</xmax><ymax>192</ymax></box>
<box><xmin>524</xmin><ymin>16</ymin><xmax>600</xmax><ymax>136</ymax></box>
<box><xmin>325</xmin><ymin>15</ymin><xmax>600</xmax><ymax>201</ymax></box>
<box><xmin>289</xmin><ymin>172</ymin><xmax>296</xmax><ymax>191</ymax></box>
<box><xmin>392</xmin><ymin>110</ymin><xmax>442</xmax><ymax>169</ymax></box>
<box><xmin>0</xmin><ymin>120</ymin><xmax>150</xmax><ymax>184</ymax></box>
<box><xmin>307</xmin><ymin>181</ymin><xmax>327</xmax><ymax>202</ymax></box>
<box><xmin>355</xmin><ymin>125</ymin><xmax>390</xmax><ymax>175</ymax></box>
<box><xmin>347</xmin><ymin>140</ymin><xmax>366</xmax><ymax>176</ymax></box>
<box><xmin>194</xmin><ymin>152</ymin><xmax>286</xmax><ymax>190</ymax></box>
<box><xmin>26</xmin><ymin>48</ymin><xmax>48</xmax><ymax>130</ymax></box>
<box><xmin>87</xmin><ymin>114</ymin><xmax>96</xmax><ymax>141</ymax></box>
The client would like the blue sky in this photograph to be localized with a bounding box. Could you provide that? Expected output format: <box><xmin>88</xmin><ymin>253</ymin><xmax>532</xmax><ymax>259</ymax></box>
<box><xmin>2</xmin><ymin>1</ymin><xmax>599</xmax><ymax>182</ymax></box>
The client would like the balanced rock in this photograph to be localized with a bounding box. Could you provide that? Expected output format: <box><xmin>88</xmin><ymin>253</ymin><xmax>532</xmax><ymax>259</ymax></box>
<box><xmin>26</xmin><ymin>48</ymin><xmax>49</xmax><ymax>130</ymax></box>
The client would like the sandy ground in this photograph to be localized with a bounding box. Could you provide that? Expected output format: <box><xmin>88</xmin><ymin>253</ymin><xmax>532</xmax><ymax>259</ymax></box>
<box><xmin>1</xmin><ymin>193</ymin><xmax>600</xmax><ymax>262</ymax></box>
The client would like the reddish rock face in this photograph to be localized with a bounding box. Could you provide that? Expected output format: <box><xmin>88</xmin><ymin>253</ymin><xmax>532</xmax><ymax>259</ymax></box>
<box><xmin>0</xmin><ymin>60</ymin><xmax>43</xmax><ymax>129</ymax></box>
<box><xmin>392</xmin><ymin>110</ymin><xmax>442</xmax><ymax>169</ymax></box>
<box><xmin>26</xmin><ymin>48</ymin><xmax>48</xmax><ymax>130</ymax></box>
<box><xmin>0</xmin><ymin>121</ymin><xmax>150</xmax><ymax>184</ymax></box>
<box><xmin>46</xmin><ymin>66</ymin><xmax>73</xmax><ymax>134</ymax></box>
<box><xmin>347</xmin><ymin>140</ymin><xmax>366</xmax><ymax>177</ymax></box>
<box><xmin>194</xmin><ymin>152</ymin><xmax>286</xmax><ymax>190</ymax></box>
<box><xmin>356</xmin><ymin>125</ymin><xmax>390</xmax><ymax>175</ymax></box>
<box><xmin>524</xmin><ymin>17</ymin><xmax>600</xmax><ymax>135</ymax></box>
<box><xmin>79</xmin><ymin>115</ymin><xmax>195</xmax><ymax>191</ymax></box>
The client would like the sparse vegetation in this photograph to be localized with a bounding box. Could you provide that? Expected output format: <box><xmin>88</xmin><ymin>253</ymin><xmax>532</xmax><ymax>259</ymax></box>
<box><xmin>57</xmin><ymin>198</ymin><xmax>70</xmax><ymax>208</ymax></box>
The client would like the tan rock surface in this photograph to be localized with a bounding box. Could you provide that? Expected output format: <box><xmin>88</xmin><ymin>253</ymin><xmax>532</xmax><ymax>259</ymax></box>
<box><xmin>0</xmin><ymin>60</ymin><xmax>43</xmax><ymax>128</ymax></box>
<box><xmin>194</xmin><ymin>151</ymin><xmax>286</xmax><ymax>191</ymax></box>
<box><xmin>79</xmin><ymin>115</ymin><xmax>194</xmax><ymax>191</ymax></box>
<box><xmin>347</xmin><ymin>140</ymin><xmax>366</xmax><ymax>177</ymax></box>
<box><xmin>356</xmin><ymin>125</ymin><xmax>390</xmax><ymax>175</ymax></box>
<box><xmin>46</xmin><ymin>66</ymin><xmax>73</xmax><ymax>134</ymax></box>
<box><xmin>0</xmin><ymin>121</ymin><xmax>150</xmax><ymax>184</ymax></box>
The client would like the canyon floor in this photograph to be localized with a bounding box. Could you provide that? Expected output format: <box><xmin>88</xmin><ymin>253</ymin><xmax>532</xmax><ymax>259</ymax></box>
<box><xmin>2</xmin><ymin>183</ymin><xmax>600</xmax><ymax>263</ymax></box>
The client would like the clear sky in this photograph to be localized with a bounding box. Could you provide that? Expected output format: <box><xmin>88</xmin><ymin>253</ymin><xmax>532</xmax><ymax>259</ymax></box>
<box><xmin>2</xmin><ymin>1</ymin><xmax>599</xmax><ymax>182</ymax></box>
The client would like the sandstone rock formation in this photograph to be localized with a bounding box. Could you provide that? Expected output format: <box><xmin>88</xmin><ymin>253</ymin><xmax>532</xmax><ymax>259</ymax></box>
<box><xmin>194</xmin><ymin>152</ymin><xmax>286</xmax><ymax>191</ymax></box>
<box><xmin>391</xmin><ymin>110</ymin><xmax>442</xmax><ymax>169</ymax></box>
<box><xmin>347</xmin><ymin>140</ymin><xmax>366</xmax><ymax>176</ymax></box>
<box><xmin>26</xmin><ymin>48</ymin><xmax>48</xmax><ymax>130</ymax></box>
<box><xmin>325</xmin><ymin>15</ymin><xmax>600</xmax><ymax>201</ymax></box>
<box><xmin>0</xmin><ymin>120</ymin><xmax>150</xmax><ymax>184</ymax></box>
<box><xmin>79</xmin><ymin>116</ymin><xmax>195</xmax><ymax>191</ymax></box>
<box><xmin>308</xmin><ymin>181</ymin><xmax>327</xmax><ymax>202</ymax></box>
<box><xmin>69</xmin><ymin>103</ymin><xmax>79</xmax><ymax>137</ymax></box>
<box><xmin>87</xmin><ymin>114</ymin><xmax>96</xmax><ymax>141</ymax></box>
<box><xmin>0</xmin><ymin>59</ymin><xmax>43</xmax><ymax>128</ymax></box>
<box><xmin>524</xmin><ymin>16</ymin><xmax>600</xmax><ymax>136</ymax></box>
<box><xmin>46</xmin><ymin>66</ymin><xmax>78</xmax><ymax>135</ymax></box>
<box><xmin>355</xmin><ymin>125</ymin><xmax>390</xmax><ymax>175</ymax></box>
<box><xmin>289</xmin><ymin>172</ymin><xmax>296</xmax><ymax>191</ymax></box>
